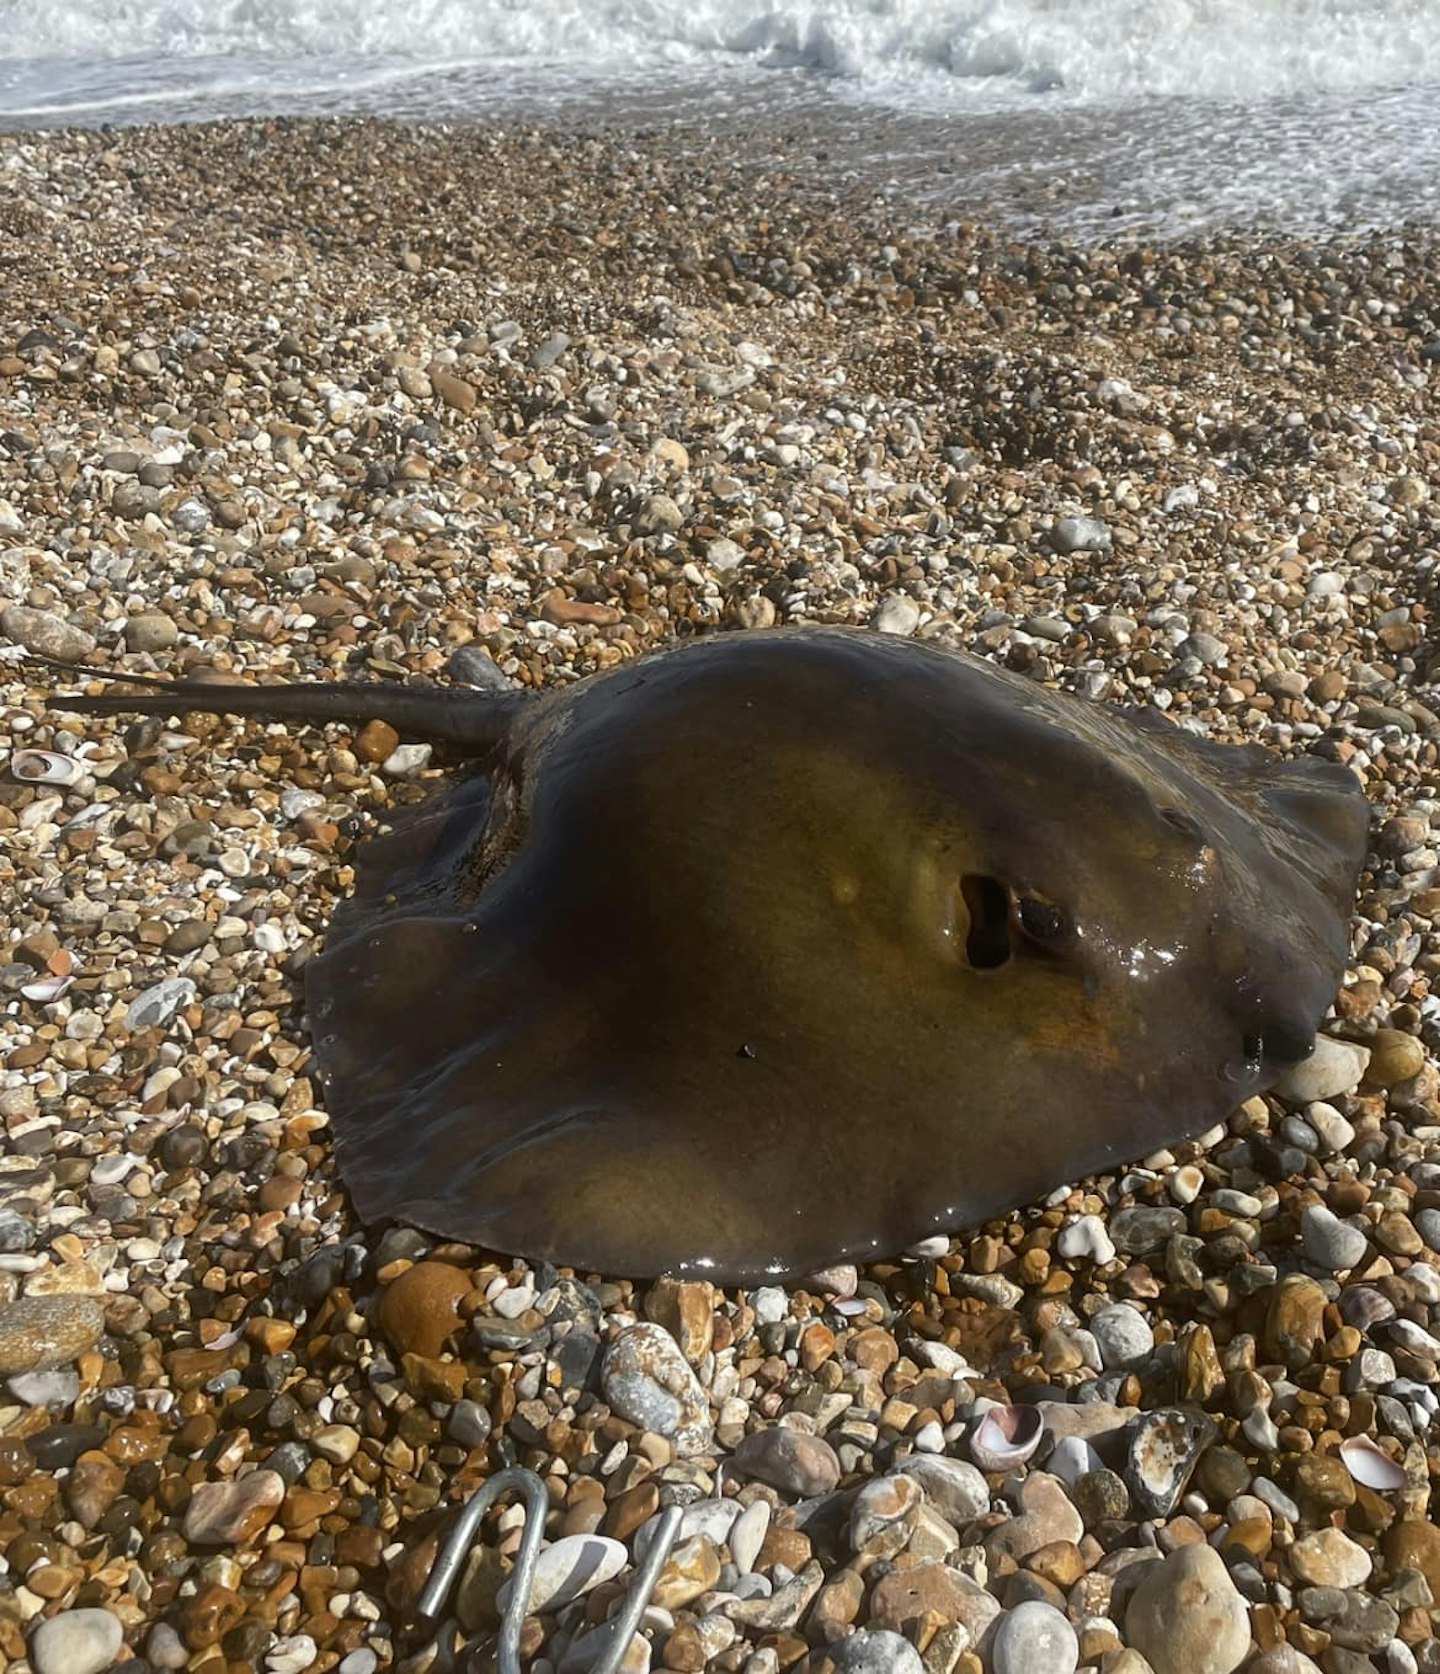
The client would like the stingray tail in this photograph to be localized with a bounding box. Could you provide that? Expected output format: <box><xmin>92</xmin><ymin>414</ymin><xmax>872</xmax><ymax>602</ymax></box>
<box><xmin>38</xmin><ymin>660</ymin><xmax>531</xmax><ymax>754</ymax></box>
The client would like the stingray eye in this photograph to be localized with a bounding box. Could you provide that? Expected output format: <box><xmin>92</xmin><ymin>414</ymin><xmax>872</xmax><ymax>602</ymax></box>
<box><xmin>960</xmin><ymin>874</ymin><xmax>1012</xmax><ymax>969</ymax></box>
<box><xmin>1159</xmin><ymin>806</ymin><xmax>1205</xmax><ymax>843</ymax></box>
<box><xmin>1016</xmin><ymin>894</ymin><xmax>1065</xmax><ymax>944</ymax></box>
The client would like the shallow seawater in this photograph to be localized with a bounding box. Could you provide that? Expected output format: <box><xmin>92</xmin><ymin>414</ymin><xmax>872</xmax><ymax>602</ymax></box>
<box><xmin>2</xmin><ymin>0</ymin><xmax>1439</xmax><ymax>238</ymax></box>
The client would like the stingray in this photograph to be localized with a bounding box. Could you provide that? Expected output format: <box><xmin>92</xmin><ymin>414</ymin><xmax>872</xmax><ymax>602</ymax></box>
<box><xmin>43</xmin><ymin>627</ymin><xmax>1369</xmax><ymax>1282</ymax></box>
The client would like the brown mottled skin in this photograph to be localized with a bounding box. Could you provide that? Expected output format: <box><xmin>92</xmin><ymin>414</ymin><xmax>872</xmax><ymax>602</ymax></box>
<box><xmin>48</xmin><ymin>628</ymin><xmax>1370</xmax><ymax>1281</ymax></box>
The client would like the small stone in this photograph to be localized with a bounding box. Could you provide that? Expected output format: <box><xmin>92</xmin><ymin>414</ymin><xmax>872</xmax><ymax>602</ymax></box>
<box><xmin>1386</xmin><ymin>1520</ymin><xmax>1440</xmax><ymax>1598</ymax></box>
<box><xmin>530</xmin><ymin>333</ymin><xmax>571</xmax><ymax>370</ymax></box>
<box><xmin>147</xmin><ymin>1622</ymin><xmax>188</xmax><ymax>1670</ymax></box>
<box><xmin>1051</xmin><ymin>515</ymin><xmax>1112</xmax><ymax>554</ymax></box>
<box><xmin>730</xmin><ymin>1426</ymin><xmax>840</xmax><ymax>1496</ymax></box>
<box><xmin>1125</xmin><ymin>1542</ymin><xmax>1249</xmax><ymax>1674</ymax></box>
<box><xmin>1263</xmin><ymin>1273</ymin><xmax>1329</xmax><ymax>1368</ymax></box>
<box><xmin>0</xmin><ymin>1296</ymin><xmax>105</xmax><ymax>1375</ymax></box>
<box><xmin>634</xmin><ymin>493</ymin><xmax>684</xmax><ymax>535</ymax></box>
<box><xmin>601</xmin><ymin>1321</ymin><xmax>713</xmax><ymax>1454</ymax></box>
<box><xmin>123</xmin><ymin>977</ymin><xmax>195</xmax><ymax>1032</ymax></box>
<box><xmin>651</xmin><ymin>1533</ymin><xmax>722</xmax><ymax>1610</ymax></box>
<box><xmin>831</xmin><ymin>1628</ymin><xmax>925</xmax><ymax>1674</ymax></box>
<box><xmin>1071</xmin><ymin>1468</ymin><xmax>1130</xmax><ymax>1528</ymax></box>
<box><xmin>377</xmin><ymin>1261</ymin><xmax>471</xmax><ymax>1358</ymax></box>
<box><xmin>1056</xmin><ymin>1214</ymin><xmax>1116</xmax><ymax>1265</ymax></box>
<box><xmin>873</xmin><ymin>594</ymin><xmax>921</xmax><ymax>635</ymax></box>
<box><xmin>448</xmin><ymin>1398</ymin><xmax>493</xmax><ymax>1449</ymax></box>
<box><xmin>1364</xmin><ymin>1027</ymin><xmax>1426</xmax><ymax>1088</ymax></box>
<box><xmin>498</xmin><ymin>1533</ymin><xmax>628</xmax><ymax>1613</ymax></box>
<box><xmin>870</xmin><ymin>1561</ymin><xmax>1000</xmax><ymax>1645</ymax></box>
<box><xmin>28</xmin><ymin>1608</ymin><xmax>124</xmax><ymax>1674</ymax></box>
<box><xmin>1090</xmin><ymin>1304</ymin><xmax>1154</xmax><ymax>1369</ymax></box>
<box><xmin>123</xmin><ymin>611</ymin><xmax>178</xmax><ymax>652</ymax></box>
<box><xmin>1301</xmin><ymin>1205</ymin><xmax>1368</xmax><ymax>1272</ymax></box>
<box><xmin>895</xmin><ymin>1454</ymin><xmax>991</xmax><ymax>1526</ymax></box>
<box><xmin>1288</xmin><ymin>1528</ymin><xmax>1372</xmax><ymax>1588</ymax></box>
<box><xmin>1126</xmin><ymin>1408</ymin><xmax>1216</xmax><ymax>1519</ymax></box>
<box><xmin>268</xmin><ymin>1634</ymin><xmax>319</xmax><ymax>1674</ymax></box>
<box><xmin>383</xmin><ymin>742</ymin><xmax>433</xmax><ymax>777</ymax></box>
<box><xmin>850</xmin><ymin>1473</ymin><xmax>922</xmax><ymax>1555</ymax></box>
<box><xmin>986</xmin><ymin>1472</ymin><xmax>1083</xmax><ymax>1563</ymax></box>
<box><xmin>1273</xmin><ymin>1037</ymin><xmax>1371</xmax><ymax>1104</ymax></box>
<box><xmin>1</xmin><ymin>604</ymin><xmax>96</xmax><ymax>662</ymax></box>
<box><xmin>643</xmin><ymin>1276</ymin><xmax>715</xmax><ymax>1364</ymax></box>
<box><xmin>991</xmin><ymin>1599</ymin><xmax>1078</xmax><ymax>1674</ymax></box>
<box><xmin>354</xmin><ymin>718</ymin><xmax>401</xmax><ymax>763</ymax></box>
<box><xmin>432</xmin><ymin>367</ymin><xmax>477</xmax><ymax>412</ymax></box>
<box><xmin>1108</xmin><ymin>1206</ymin><xmax>1187</xmax><ymax>1254</ymax></box>
<box><xmin>182</xmin><ymin>1469</ymin><xmax>285</xmax><ymax>1545</ymax></box>
<box><xmin>729</xmin><ymin>1498</ymin><xmax>770</xmax><ymax>1573</ymax></box>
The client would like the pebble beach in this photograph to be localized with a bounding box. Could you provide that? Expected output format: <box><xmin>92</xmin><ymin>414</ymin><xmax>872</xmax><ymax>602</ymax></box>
<box><xmin>1</xmin><ymin>114</ymin><xmax>1440</xmax><ymax>1674</ymax></box>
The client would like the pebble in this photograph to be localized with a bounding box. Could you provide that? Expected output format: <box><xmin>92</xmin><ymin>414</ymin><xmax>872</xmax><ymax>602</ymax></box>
<box><xmin>1301</xmin><ymin>1204</ymin><xmax>1369</xmax><ymax>1272</ymax></box>
<box><xmin>123</xmin><ymin>977</ymin><xmax>196</xmax><ymax>1032</ymax></box>
<box><xmin>181</xmin><ymin>1469</ymin><xmax>286</xmax><ymax>1545</ymax></box>
<box><xmin>28</xmin><ymin>1608</ymin><xmax>125</xmax><ymax>1674</ymax></box>
<box><xmin>376</xmin><ymin>1261</ymin><xmax>472</xmax><ymax>1358</ymax></box>
<box><xmin>1</xmin><ymin>603</ymin><xmax>97</xmax><ymax>662</ymax></box>
<box><xmin>831</xmin><ymin>1628</ymin><xmax>925</xmax><ymax>1674</ymax></box>
<box><xmin>498</xmin><ymin>1533</ymin><xmax>629</xmax><ymax>1614</ymax></box>
<box><xmin>1126</xmin><ymin>1408</ymin><xmax>1216</xmax><ymax>1518</ymax></box>
<box><xmin>0</xmin><ymin>1295</ymin><xmax>105</xmax><ymax>1375</ymax></box>
<box><xmin>1090</xmin><ymin>1303</ymin><xmax>1155</xmax><ymax>1368</ymax></box>
<box><xmin>894</xmin><ymin>1455</ymin><xmax>991</xmax><ymax>1526</ymax></box>
<box><xmin>1288</xmin><ymin>1528</ymin><xmax>1373</xmax><ymax>1588</ymax></box>
<box><xmin>600</xmin><ymin>1322</ymin><xmax>713</xmax><ymax>1454</ymax></box>
<box><xmin>731</xmin><ymin>1426</ymin><xmax>841</xmax><ymax>1496</ymax></box>
<box><xmin>1056</xmin><ymin>1214</ymin><xmax>1116</xmax><ymax>1264</ymax></box>
<box><xmin>872</xmin><ymin>594</ymin><xmax>921</xmax><ymax>635</ymax></box>
<box><xmin>991</xmin><ymin>1599</ymin><xmax>1078</xmax><ymax>1674</ymax></box>
<box><xmin>1273</xmin><ymin>1036</ymin><xmax>1372</xmax><ymax>1103</ymax></box>
<box><xmin>1051</xmin><ymin>515</ymin><xmax>1112</xmax><ymax>553</ymax></box>
<box><xmin>1125</xmin><ymin>1542</ymin><xmax>1250</xmax><ymax>1674</ymax></box>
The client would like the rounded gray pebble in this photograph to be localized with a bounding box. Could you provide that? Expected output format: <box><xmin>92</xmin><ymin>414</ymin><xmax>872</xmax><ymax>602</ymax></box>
<box><xmin>831</xmin><ymin>1629</ymin><xmax>925</xmax><ymax>1674</ymax></box>
<box><xmin>991</xmin><ymin>1599</ymin><xmax>1079</xmax><ymax>1674</ymax></box>
<box><xmin>1089</xmin><ymin>1303</ymin><xmax>1155</xmax><ymax>1369</ymax></box>
<box><xmin>30</xmin><ymin>1608</ymin><xmax>124</xmax><ymax>1674</ymax></box>
<box><xmin>1301</xmin><ymin>1204</ymin><xmax>1368</xmax><ymax>1272</ymax></box>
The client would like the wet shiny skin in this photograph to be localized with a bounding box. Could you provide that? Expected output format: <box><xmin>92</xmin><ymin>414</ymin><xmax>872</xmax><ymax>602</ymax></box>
<box><xmin>55</xmin><ymin>629</ymin><xmax>1371</xmax><ymax>1281</ymax></box>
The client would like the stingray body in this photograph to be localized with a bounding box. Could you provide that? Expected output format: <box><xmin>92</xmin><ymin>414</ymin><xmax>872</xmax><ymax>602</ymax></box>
<box><xmin>50</xmin><ymin>628</ymin><xmax>1369</xmax><ymax>1281</ymax></box>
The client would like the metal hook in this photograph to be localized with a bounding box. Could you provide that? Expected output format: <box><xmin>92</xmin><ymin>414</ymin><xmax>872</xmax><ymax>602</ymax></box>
<box><xmin>415</xmin><ymin>1465</ymin><xmax>685</xmax><ymax>1674</ymax></box>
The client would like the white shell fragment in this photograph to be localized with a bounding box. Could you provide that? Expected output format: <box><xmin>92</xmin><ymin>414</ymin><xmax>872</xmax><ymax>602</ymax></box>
<box><xmin>20</xmin><ymin>972</ymin><xmax>75</xmax><ymax>1003</ymax></box>
<box><xmin>10</xmin><ymin>748</ymin><xmax>85</xmax><ymax>786</ymax></box>
<box><xmin>1339</xmin><ymin>1435</ymin><xmax>1407</xmax><ymax>1491</ymax></box>
<box><xmin>969</xmin><ymin>1403</ymin><xmax>1044</xmax><ymax>1472</ymax></box>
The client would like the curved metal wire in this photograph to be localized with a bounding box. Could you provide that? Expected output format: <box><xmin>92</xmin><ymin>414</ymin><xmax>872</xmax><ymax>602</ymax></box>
<box><xmin>415</xmin><ymin>1465</ymin><xmax>686</xmax><ymax>1674</ymax></box>
<box><xmin>416</xmin><ymin>1466</ymin><xmax>550</xmax><ymax>1674</ymax></box>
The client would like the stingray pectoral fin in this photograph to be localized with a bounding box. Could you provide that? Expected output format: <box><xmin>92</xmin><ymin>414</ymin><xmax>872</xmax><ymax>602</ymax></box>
<box><xmin>356</xmin><ymin>1099</ymin><xmax>785</xmax><ymax>1280</ymax></box>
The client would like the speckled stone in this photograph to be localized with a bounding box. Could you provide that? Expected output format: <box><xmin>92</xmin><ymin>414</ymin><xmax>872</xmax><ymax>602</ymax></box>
<box><xmin>1125</xmin><ymin>1542</ymin><xmax>1250</xmax><ymax>1674</ymax></box>
<box><xmin>0</xmin><ymin>1296</ymin><xmax>105</xmax><ymax>1375</ymax></box>
<box><xmin>600</xmin><ymin>1321</ymin><xmax>713</xmax><ymax>1455</ymax></box>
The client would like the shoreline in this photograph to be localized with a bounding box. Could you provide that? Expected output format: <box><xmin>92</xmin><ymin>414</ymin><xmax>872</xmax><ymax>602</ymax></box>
<box><xmin>2</xmin><ymin>115</ymin><xmax>1440</xmax><ymax>1674</ymax></box>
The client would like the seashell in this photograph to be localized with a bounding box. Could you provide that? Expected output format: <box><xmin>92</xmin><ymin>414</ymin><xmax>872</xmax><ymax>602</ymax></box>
<box><xmin>1339</xmin><ymin>1435</ymin><xmax>1407</xmax><ymax>1491</ymax></box>
<box><xmin>20</xmin><ymin>973</ymin><xmax>74</xmax><ymax>1003</ymax></box>
<box><xmin>10</xmin><ymin>749</ymin><xmax>85</xmax><ymax>787</ymax></box>
<box><xmin>969</xmin><ymin>1403</ymin><xmax>1044</xmax><ymax>1472</ymax></box>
